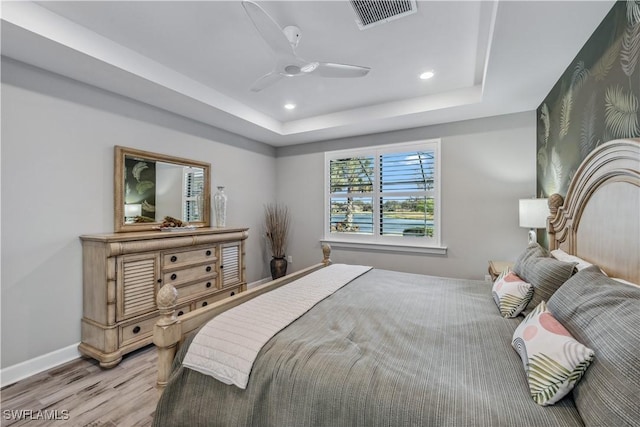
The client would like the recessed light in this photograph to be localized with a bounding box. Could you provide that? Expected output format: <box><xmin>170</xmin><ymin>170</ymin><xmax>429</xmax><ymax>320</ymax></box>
<box><xmin>419</xmin><ymin>71</ymin><xmax>435</xmax><ymax>80</ymax></box>
<box><xmin>284</xmin><ymin>103</ymin><xmax>296</xmax><ymax>110</ymax></box>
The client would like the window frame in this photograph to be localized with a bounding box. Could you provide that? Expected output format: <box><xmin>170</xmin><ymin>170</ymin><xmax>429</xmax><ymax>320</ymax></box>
<box><xmin>323</xmin><ymin>139</ymin><xmax>444</xmax><ymax>253</ymax></box>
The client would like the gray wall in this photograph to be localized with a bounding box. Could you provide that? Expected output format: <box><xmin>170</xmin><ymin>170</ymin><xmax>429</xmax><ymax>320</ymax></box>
<box><xmin>276</xmin><ymin>112</ymin><xmax>537</xmax><ymax>279</ymax></box>
<box><xmin>1</xmin><ymin>57</ymin><xmax>537</xmax><ymax>371</ymax></box>
<box><xmin>0</xmin><ymin>59</ymin><xmax>277</xmax><ymax>368</ymax></box>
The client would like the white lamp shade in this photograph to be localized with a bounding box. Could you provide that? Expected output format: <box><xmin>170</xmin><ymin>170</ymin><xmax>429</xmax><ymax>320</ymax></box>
<box><xmin>124</xmin><ymin>203</ymin><xmax>142</xmax><ymax>217</ymax></box>
<box><xmin>519</xmin><ymin>198</ymin><xmax>549</xmax><ymax>228</ymax></box>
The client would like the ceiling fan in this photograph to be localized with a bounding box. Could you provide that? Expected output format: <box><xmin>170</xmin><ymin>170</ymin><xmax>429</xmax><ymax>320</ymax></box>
<box><xmin>242</xmin><ymin>1</ymin><xmax>371</xmax><ymax>92</ymax></box>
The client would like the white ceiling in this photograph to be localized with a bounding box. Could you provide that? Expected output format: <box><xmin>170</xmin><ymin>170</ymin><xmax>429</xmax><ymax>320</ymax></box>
<box><xmin>1</xmin><ymin>1</ymin><xmax>615</xmax><ymax>146</ymax></box>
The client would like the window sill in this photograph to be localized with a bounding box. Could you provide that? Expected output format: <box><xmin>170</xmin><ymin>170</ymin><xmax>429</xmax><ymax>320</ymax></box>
<box><xmin>320</xmin><ymin>239</ymin><xmax>448</xmax><ymax>255</ymax></box>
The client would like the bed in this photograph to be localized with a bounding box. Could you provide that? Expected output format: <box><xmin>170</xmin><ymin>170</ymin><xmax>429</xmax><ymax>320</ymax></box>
<box><xmin>152</xmin><ymin>139</ymin><xmax>639</xmax><ymax>427</ymax></box>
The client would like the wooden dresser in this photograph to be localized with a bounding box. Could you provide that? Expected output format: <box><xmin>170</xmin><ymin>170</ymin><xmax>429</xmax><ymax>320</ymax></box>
<box><xmin>79</xmin><ymin>227</ymin><xmax>248</xmax><ymax>367</ymax></box>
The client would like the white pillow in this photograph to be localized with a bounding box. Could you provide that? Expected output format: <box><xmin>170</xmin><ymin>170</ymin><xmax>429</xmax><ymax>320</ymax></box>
<box><xmin>512</xmin><ymin>301</ymin><xmax>595</xmax><ymax>406</ymax></box>
<box><xmin>550</xmin><ymin>249</ymin><xmax>602</xmax><ymax>273</ymax></box>
<box><xmin>612</xmin><ymin>277</ymin><xmax>640</xmax><ymax>287</ymax></box>
<box><xmin>491</xmin><ymin>269</ymin><xmax>533</xmax><ymax>318</ymax></box>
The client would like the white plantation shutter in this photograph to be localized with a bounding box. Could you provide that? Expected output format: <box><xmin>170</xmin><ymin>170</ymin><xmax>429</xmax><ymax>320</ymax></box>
<box><xmin>379</xmin><ymin>149</ymin><xmax>435</xmax><ymax>237</ymax></box>
<box><xmin>328</xmin><ymin>156</ymin><xmax>374</xmax><ymax>234</ymax></box>
<box><xmin>380</xmin><ymin>150</ymin><xmax>434</xmax><ymax>192</ymax></box>
<box><xmin>325</xmin><ymin>140</ymin><xmax>440</xmax><ymax>247</ymax></box>
<box><xmin>183</xmin><ymin>167</ymin><xmax>205</xmax><ymax>222</ymax></box>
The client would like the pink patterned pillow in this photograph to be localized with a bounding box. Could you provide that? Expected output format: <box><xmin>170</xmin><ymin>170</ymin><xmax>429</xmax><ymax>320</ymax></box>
<box><xmin>492</xmin><ymin>269</ymin><xmax>533</xmax><ymax>318</ymax></box>
<box><xmin>512</xmin><ymin>301</ymin><xmax>595</xmax><ymax>406</ymax></box>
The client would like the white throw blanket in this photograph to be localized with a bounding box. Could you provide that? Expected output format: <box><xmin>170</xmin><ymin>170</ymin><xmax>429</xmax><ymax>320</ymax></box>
<box><xmin>182</xmin><ymin>263</ymin><xmax>372</xmax><ymax>389</ymax></box>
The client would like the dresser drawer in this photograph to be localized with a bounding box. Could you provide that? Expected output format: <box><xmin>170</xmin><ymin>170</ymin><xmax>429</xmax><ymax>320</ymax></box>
<box><xmin>163</xmin><ymin>247</ymin><xmax>217</xmax><ymax>268</ymax></box>
<box><xmin>163</xmin><ymin>264</ymin><xmax>217</xmax><ymax>287</ymax></box>
<box><xmin>119</xmin><ymin>314</ymin><xmax>158</xmax><ymax>347</ymax></box>
<box><xmin>175</xmin><ymin>304</ymin><xmax>191</xmax><ymax>318</ymax></box>
<box><xmin>194</xmin><ymin>286</ymin><xmax>241</xmax><ymax>309</ymax></box>
<box><xmin>174</xmin><ymin>278</ymin><xmax>219</xmax><ymax>304</ymax></box>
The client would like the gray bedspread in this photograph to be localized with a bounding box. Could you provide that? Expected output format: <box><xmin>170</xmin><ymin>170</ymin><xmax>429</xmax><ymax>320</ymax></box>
<box><xmin>153</xmin><ymin>269</ymin><xmax>583</xmax><ymax>426</ymax></box>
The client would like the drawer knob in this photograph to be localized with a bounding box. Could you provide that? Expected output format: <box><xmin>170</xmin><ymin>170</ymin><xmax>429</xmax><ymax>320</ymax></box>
<box><xmin>206</xmin><ymin>250</ymin><xmax>212</xmax><ymax>256</ymax></box>
<box><xmin>170</xmin><ymin>255</ymin><xmax>177</xmax><ymax>262</ymax></box>
<box><xmin>177</xmin><ymin>310</ymin><xmax>184</xmax><ymax>316</ymax></box>
<box><xmin>133</xmin><ymin>326</ymin><xmax>141</xmax><ymax>334</ymax></box>
<box><xmin>157</xmin><ymin>279</ymin><xmax>162</xmax><ymax>283</ymax></box>
<box><xmin>220</xmin><ymin>265</ymin><xmax>224</xmax><ymax>269</ymax></box>
<box><xmin>206</xmin><ymin>282</ymin><xmax>212</xmax><ymax>288</ymax></box>
<box><xmin>206</xmin><ymin>266</ymin><xmax>212</xmax><ymax>272</ymax></box>
<box><xmin>230</xmin><ymin>291</ymin><xmax>235</xmax><ymax>296</ymax></box>
<box><xmin>202</xmin><ymin>301</ymin><xmax>208</xmax><ymax>307</ymax></box>
<box><xmin>171</xmin><ymin>273</ymin><xmax>177</xmax><ymax>280</ymax></box>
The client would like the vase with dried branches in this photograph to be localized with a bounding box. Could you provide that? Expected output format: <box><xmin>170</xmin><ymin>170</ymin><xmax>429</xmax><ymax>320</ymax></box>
<box><xmin>264</xmin><ymin>203</ymin><xmax>290</xmax><ymax>279</ymax></box>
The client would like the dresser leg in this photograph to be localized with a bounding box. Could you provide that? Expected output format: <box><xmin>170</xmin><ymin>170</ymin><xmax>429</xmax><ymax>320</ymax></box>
<box><xmin>78</xmin><ymin>343</ymin><xmax>122</xmax><ymax>368</ymax></box>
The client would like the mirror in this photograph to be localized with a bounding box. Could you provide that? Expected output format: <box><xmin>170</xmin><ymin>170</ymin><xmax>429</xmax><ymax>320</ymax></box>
<box><xmin>114</xmin><ymin>146</ymin><xmax>211</xmax><ymax>232</ymax></box>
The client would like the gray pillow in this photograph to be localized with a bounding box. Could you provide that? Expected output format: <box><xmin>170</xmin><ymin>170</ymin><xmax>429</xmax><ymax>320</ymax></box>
<box><xmin>547</xmin><ymin>266</ymin><xmax>640</xmax><ymax>427</ymax></box>
<box><xmin>513</xmin><ymin>244</ymin><xmax>575</xmax><ymax>313</ymax></box>
<box><xmin>513</xmin><ymin>243</ymin><xmax>547</xmax><ymax>277</ymax></box>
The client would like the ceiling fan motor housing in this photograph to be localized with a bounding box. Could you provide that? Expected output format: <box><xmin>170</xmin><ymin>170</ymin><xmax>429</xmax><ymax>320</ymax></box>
<box><xmin>283</xmin><ymin>25</ymin><xmax>301</xmax><ymax>47</ymax></box>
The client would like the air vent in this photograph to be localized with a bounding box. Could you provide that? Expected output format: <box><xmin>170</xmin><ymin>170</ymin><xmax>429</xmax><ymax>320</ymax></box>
<box><xmin>350</xmin><ymin>0</ymin><xmax>417</xmax><ymax>30</ymax></box>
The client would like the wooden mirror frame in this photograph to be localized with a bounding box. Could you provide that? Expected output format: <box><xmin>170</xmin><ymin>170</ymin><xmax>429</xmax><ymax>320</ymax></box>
<box><xmin>114</xmin><ymin>146</ymin><xmax>211</xmax><ymax>232</ymax></box>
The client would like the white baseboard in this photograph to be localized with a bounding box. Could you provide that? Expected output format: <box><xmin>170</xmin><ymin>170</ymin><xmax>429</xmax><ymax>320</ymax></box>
<box><xmin>2</xmin><ymin>281</ymin><xmax>272</xmax><ymax>388</ymax></box>
<box><xmin>1</xmin><ymin>343</ymin><xmax>81</xmax><ymax>388</ymax></box>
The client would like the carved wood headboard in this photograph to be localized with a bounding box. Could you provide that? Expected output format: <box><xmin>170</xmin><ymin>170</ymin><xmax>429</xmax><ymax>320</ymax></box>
<box><xmin>547</xmin><ymin>138</ymin><xmax>640</xmax><ymax>284</ymax></box>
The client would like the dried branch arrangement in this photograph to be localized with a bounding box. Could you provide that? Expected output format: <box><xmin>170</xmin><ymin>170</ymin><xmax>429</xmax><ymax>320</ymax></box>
<box><xmin>264</xmin><ymin>203</ymin><xmax>290</xmax><ymax>258</ymax></box>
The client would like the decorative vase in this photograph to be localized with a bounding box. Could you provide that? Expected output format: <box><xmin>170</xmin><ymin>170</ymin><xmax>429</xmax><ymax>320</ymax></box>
<box><xmin>213</xmin><ymin>186</ymin><xmax>227</xmax><ymax>227</ymax></box>
<box><xmin>270</xmin><ymin>257</ymin><xmax>288</xmax><ymax>280</ymax></box>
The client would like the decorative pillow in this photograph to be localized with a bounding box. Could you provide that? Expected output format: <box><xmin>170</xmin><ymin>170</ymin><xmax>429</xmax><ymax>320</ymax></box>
<box><xmin>513</xmin><ymin>243</ymin><xmax>547</xmax><ymax>276</ymax></box>
<box><xmin>550</xmin><ymin>249</ymin><xmax>596</xmax><ymax>272</ymax></box>
<box><xmin>492</xmin><ymin>269</ymin><xmax>533</xmax><ymax>318</ymax></box>
<box><xmin>512</xmin><ymin>301</ymin><xmax>594</xmax><ymax>406</ymax></box>
<box><xmin>514</xmin><ymin>249</ymin><xmax>576</xmax><ymax>313</ymax></box>
<box><xmin>548</xmin><ymin>266</ymin><xmax>640</xmax><ymax>426</ymax></box>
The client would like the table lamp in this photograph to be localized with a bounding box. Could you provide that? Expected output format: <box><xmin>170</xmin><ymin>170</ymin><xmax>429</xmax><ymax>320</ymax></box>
<box><xmin>519</xmin><ymin>198</ymin><xmax>549</xmax><ymax>244</ymax></box>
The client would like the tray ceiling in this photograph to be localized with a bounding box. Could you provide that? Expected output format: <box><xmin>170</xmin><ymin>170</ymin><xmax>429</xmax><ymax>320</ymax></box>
<box><xmin>1</xmin><ymin>1</ymin><xmax>615</xmax><ymax>146</ymax></box>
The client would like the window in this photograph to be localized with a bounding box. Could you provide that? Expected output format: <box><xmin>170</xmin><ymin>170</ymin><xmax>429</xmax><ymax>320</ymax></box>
<box><xmin>183</xmin><ymin>167</ymin><xmax>205</xmax><ymax>222</ymax></box>
<box><xmin>324</xmin><ymin>140</ymin><xmax>442</xmax><ymax>251</ymax></box>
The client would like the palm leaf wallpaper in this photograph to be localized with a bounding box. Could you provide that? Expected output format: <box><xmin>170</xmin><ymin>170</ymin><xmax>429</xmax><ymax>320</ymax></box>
<box><xmin>537</xmin><ymin>1</ymin><xmax>640</xmax><ymax>197</ymax></box>
<box><xmin>124</xmin><ymin>158</ymin><xmax>157</xmax><ymax>219</ymax></box>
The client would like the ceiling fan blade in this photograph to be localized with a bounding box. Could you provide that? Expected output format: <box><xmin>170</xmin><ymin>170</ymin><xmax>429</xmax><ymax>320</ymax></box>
<box><xmin>316</xmin><ymin>63</ymin><xmax>371</xmax><ymax>78</ymax></box>
<box><xmin>250</xmin><ymin>71</ymin><xmax>284</xmax><ymax>92</ymax></box>
<box><xmin>242</xmin><ymin>1</ymin><xmax>294</xmax><ymax>57</ymax></box>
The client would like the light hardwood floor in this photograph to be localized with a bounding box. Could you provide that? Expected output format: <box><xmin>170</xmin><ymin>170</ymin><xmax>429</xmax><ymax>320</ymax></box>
<box><xmin>1</xmin><ymin>346</ymin><xmax>159</xmax><ymax>427</ymax></box>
